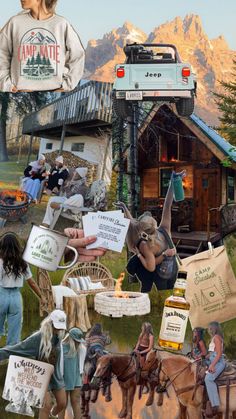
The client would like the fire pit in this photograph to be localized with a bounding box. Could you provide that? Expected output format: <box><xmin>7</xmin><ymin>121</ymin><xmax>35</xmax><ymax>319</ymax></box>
<box><xmin>94</xmin><ymin>273</ymin><xmax>151</xmax><ymax>317</ymax></box>
<box><xmin>0</xmin><ymin>190</ymin><xmax>32</xmax><ymax>227</ymax></box>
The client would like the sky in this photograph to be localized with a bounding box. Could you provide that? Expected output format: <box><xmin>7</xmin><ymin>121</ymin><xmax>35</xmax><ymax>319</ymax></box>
<box><xmin>1</xmin><ymin>0</ymin><xmax>236</xmax><ymax>49</ymax></box>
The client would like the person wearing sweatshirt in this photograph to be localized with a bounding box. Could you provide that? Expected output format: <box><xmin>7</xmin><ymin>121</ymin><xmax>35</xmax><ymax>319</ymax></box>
<box><xmin>0</xmin><ymin>0</ymin><xmax>85</xmax><ymax>92</ymax></box>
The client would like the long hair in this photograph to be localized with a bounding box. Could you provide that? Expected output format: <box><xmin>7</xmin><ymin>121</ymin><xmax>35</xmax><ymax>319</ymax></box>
<box><xmin>62</xmin><ymin>334</ymin><xmax>79</xmax><ymax>356</ymax></box>
<box><xmin>141</xmin><ymin>322</ymin><xmax>154</xmax><ymax>337</ymax></box>
<box><xmin>208</xmin><ymin>322</ymin><xmax>223</xmax><ymax>338</ymax></box>
<box><xmin>41</xmin><ymin>0</ymin><xmax>58</xmax><ymax>13</ymax></box>
<box><xmin>39</xmin><ymin>316</ymin><xmax>54</xmax><ymax>361</ymax></box>
<box><xmin>0</xmin><ymin>233</ymin><xmax>28</xmax><ymax>278</ymax></box>
<box><xmin>126</xmin><ymin>213</ymin><xmax>157</xmax><ymax>251</ymax></box>
<box><xmin>193</xmin><ymin>327</ymin><xmax>205</xmax><ymax>342</ymax></box>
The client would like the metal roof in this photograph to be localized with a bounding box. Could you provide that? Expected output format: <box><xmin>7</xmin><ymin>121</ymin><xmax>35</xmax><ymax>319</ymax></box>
<box><xmin>190</xmin><ymin>114</ymin><xmax>236</xmax><ymax>162</ymax></box>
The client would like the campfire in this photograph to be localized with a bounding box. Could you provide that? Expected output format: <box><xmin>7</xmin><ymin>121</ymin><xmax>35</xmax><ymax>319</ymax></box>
<box><xmin>0</xmin><ymin>190</ymin><xmax>31</xmax><ymax>227</ymax></box>
<box><xmin>114</xmin><ymin>272</ymin><xmax>129</xmax><ymax>298</ymax></box>
<box><xmin>95</xmin><ymin>272</ymin><xmax>151</xmax><ymax>318</ymax></box>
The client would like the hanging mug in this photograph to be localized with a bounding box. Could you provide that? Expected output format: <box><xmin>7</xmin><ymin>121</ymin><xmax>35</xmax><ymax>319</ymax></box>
<box><xmin>23</xmin><ymin>224</ymin><xmax>78</xmax><ymax>271</ymax></box>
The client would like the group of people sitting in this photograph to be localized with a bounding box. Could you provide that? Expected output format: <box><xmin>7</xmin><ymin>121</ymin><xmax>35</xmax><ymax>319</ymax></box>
<box><xmin>21</xmin><ymin>154</ymin><xmax>70</xmax><ymax>202</ymax></box>
<box><xmin>21</xmin><ymin>154</ymin><xmax>93</xmax><ymax>229</ymax></box>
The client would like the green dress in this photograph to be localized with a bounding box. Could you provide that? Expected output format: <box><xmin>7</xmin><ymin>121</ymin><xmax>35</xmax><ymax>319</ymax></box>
<box><xmin>0</xmin><ymin>332</ymin><xmax>64</xmax><ymax>391</ymax></box>
<box><xmin>63</xmin><ymin>343</ymin><xmax>82</xmax><ymax>391</ymax></box>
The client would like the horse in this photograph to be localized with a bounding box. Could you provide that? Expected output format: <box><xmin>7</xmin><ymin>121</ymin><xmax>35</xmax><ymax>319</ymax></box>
<box><xmin>157</xmin><ymin>354</ymin><xmax>236</xmax><ymax>419</ymax></box>
<box><xmin>141</xmin><ymin>349</ymin><xmax>187</xmax><ymax>418</ymax></box>
<box><xmin>91</xmin><ymin>353</ymin><xmax>137</xmax><ymax>419</ymax></box>
<box><xmin>81</xmin><ymin>346</ymin><xmax>112</xmax><ymax>418</ymax></box>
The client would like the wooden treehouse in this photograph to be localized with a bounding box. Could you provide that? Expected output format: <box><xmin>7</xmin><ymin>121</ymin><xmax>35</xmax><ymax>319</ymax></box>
<box><xmin>124</xmin><ymin>104</ymin><xmax>236</xmax><ymax>257</ymax></box>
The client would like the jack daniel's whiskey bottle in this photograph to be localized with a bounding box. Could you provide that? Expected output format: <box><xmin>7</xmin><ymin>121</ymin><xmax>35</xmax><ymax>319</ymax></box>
<box><xmin>158</xmin><ymin>271</ymin><xmax>190</xmax><ymax>351</ymax></box>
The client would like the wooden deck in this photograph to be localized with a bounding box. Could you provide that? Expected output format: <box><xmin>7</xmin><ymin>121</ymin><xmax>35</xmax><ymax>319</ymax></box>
<box><xmin>22</xmin><ymin>80</ymin><xmax>113</xmax><ymax>138</ymax></box>
<box><xmin>172</xmin><ymin>231</ymin><xmax>221</xmax><ymax>244</ymax></box>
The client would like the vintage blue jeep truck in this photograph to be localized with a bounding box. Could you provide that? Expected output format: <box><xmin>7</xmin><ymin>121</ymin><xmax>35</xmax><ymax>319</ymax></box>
<box><xmin>113</xmin><ymin>43</ymin><xmax>197</xmax><ymax>118</ymax></box>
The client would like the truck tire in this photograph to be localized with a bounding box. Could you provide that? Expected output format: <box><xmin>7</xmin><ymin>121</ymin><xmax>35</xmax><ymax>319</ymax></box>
<box><xmin>113</xmin><ymin>97</ymin><xmax>132</xmax><ymax>119</ymax></box>
<box><xmin>176</xmin><ymin>97</ymin><xmax>194</xmax><ymax>117</ymax></box>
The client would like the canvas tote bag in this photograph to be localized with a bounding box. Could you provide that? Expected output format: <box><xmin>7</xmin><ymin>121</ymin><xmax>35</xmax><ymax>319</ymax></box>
<box><xmin>182</xmin><ymin>245</ymin><xmax>236</xmax><ymax>328</ymax></box>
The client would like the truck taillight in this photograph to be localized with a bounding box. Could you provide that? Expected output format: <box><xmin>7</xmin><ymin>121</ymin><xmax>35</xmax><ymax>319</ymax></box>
<box><xmin>117</xmin><ymin>67</ymin><xmax>125</xmax><ymax>78</ymax></box>
<box><xmin>182</xmin><ymin>67</ymin><xmax>191</xmax><ymax>77</ymax></box>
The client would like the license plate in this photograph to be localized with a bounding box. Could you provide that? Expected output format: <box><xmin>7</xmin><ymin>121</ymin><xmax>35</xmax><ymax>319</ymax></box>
<box><xmin>126</xmin><ymin>91</ymin><xmax>143</xmax><ymax>100</ymax></box>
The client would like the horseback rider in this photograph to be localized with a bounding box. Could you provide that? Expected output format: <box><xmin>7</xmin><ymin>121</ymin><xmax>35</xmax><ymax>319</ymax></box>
<box><xmin>134</xmin><ymin>322</ymin><xmax>154</xmax><ymax>367</ymax></box>
<box><xmin>205</xmin><ymin>322</ymin><xmax>226</xmax><ymax>418</ymax></box>
<box><xmin>191</xmin><ymin>327</ymin><xmax>207</xmax><ymax>360</ymax></box>
<box><xmin>82</xmin><ymin>324</ymin><xmax>111</xmax><ymax>386</ymax></box>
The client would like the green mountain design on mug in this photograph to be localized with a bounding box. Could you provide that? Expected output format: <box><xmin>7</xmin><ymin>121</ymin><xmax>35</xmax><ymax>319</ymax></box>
<box><xmin>36</xmin><ymin>240</ymin><xmax>53</xmax><ymax>255</ymax></box>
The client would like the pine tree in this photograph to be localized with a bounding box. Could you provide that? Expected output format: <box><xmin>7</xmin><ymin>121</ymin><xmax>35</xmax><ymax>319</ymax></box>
<box><xmin>30</xmin><ymin>56</ymin><xmax>35</xmax><ymax>66</ymax></box>
<box><xmin>35</xmin><ymin>52</ymin><xmax>42</xmax><ymax>66</ymax></box>
<box><xmin>214</xmin><ymin>59</ymin><xmax>236</xmax><ymax>145</ymax></box>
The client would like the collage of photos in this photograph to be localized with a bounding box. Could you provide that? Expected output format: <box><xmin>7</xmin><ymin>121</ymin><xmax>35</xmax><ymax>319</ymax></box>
<box><xmin>0</xmin><ymin>0</ymin><xmax>236</xmax><ymax>418</ymax></box>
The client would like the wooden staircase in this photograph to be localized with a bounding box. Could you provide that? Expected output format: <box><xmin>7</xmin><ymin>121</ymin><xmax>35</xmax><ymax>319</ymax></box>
<box><xmin>175</xmin><ymin>239</ymin><xmax>203</xmax><ymax>259</ymax></box>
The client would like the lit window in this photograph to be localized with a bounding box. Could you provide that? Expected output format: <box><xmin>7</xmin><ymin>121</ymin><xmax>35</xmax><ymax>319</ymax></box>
<box><xmin>71</xmin><ymin>143</ymin><xmax>85</xmax><ymax>152</ymax></box>
<box><xmin>160</xmin><ymin>168</ymin><xmax>172</xmax><ymax>197</ymax></box>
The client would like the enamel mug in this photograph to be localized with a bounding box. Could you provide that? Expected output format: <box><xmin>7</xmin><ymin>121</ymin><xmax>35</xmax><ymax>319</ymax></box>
<box><xmin>23</xmin><ymin>224</ymin><xmax>78</xmax><ymax>271</ymax></box>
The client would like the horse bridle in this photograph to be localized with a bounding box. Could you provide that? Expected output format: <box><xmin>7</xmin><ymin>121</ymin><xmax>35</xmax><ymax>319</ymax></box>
<box><xmin>93</xmin><ymin>353</ymin><xmax>136</xmax><ymax>386</ymax></box>
<box><xmin>156</xmin><ymin>359</ymin><xmax>197</xmax><ymax>394</ymax></box>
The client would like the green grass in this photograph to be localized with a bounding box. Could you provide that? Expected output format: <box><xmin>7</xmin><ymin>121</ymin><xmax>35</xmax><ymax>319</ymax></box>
<box><xmin>0</xmin><ymin>155</ymin><xmax>30</xmax><ymax>188</ymax></box>
<box><xmin>0</xmin><ymin>158</ymin><xmax>235</xmax><ymax>315</ymax></box>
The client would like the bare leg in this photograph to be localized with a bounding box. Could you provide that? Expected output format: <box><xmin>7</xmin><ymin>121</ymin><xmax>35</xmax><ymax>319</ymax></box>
<box><xmin>70</xmin><ymin>388</ymin><xmax>82</xmax><ymax>419</ymax></box>
<box><xmin>58</xmin><ymin>392</ymin><xmax>69</xmax><ymax>419</ymax></box>
<box><xmin>119</xmin><ymin>386</ymin><xmax>128</xmax><ymax>418</ymax></box>
<box><xmin>51</xmin><ymin>389</ymin><xmax>67</xmax><ymax>417</ymax></box>
<box><xmin>39</xmin><ymin>391</ymin><xmax>53</xmax><ymax>419</ymax></box>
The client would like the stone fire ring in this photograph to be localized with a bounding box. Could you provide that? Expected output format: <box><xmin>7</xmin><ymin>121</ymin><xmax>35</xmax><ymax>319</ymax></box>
<box><xmin>94</xmin><ymin>291</ymin><xmax>150</xmax><ymax>318</ymax></box>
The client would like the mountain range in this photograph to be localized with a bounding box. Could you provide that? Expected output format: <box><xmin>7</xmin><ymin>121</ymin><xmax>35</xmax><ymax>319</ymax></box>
<box><xmin>24</xmin><ymin>32</ymin><xmax>55</xmax><ymax>45</ymax></box>
<box><xmin>85</xmin><ymin>14</ymin><xmax>236</xmax><ymax>125</ymax></box>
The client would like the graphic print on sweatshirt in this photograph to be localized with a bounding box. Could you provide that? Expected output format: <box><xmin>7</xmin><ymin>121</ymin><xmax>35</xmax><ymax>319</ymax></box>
<box><xmin>18</xmin><ymin>28</ymin><xmax>60</xmax><ymax>81</ymax></box>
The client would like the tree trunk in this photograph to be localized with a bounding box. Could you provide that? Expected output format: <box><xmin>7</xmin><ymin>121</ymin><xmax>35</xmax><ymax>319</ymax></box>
<box><xmin>0</xmin><ymin>99</ymin><xmax>9</xmax><ymax>162</ymax></box>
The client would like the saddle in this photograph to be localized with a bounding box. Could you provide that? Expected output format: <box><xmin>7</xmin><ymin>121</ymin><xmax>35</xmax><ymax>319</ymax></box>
<box><xmin>197</xmin><ymin>361</ymin><xmax>236</xmax><ymax>387</ymax></box>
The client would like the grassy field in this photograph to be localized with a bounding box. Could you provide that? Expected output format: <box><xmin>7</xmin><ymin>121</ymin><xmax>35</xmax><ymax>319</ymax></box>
<box><xmin>0</xmin><ymin>157</ymin><xmax>235</xmax><ymax>313</ymax></box>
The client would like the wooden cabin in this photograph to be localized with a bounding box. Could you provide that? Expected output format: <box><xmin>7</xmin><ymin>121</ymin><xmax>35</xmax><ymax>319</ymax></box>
<box><xmin>136</xmin><ymin>104</ymin><xmax>236</xmax><ymax>253</ymax></box>
<box><xmin>22</xmin><ymin>81</ymin><xmax>113</xmax><ymax>183</ymax></box>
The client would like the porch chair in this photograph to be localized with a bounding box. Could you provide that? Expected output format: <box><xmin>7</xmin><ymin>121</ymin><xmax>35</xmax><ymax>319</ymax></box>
<box><xmin>59</xmin><ymin>179</ymin><xmax>108</xmax><ymax>228</ymax></box>
<box><xmin>61</xmin><ymin>261</ymin><xmax>115</xmax><ymax>295</ymax></box>
<box><xmin>36</xmin><ymin>268</ymin><xmax>91</xmax><ymax>331</ymax></box>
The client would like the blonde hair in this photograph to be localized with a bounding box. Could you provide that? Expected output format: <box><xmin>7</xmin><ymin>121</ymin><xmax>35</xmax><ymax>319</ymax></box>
<box><xmin>39</xmin><ymin>316</ymin><xmax>54</xmax><ymax>361</ymax></box>
<box><xmin>41</xmin><ymin>0</ymin><xmax>58</xmax><ymax>13</ymax></box>
<box><xmin>141</xmin><ymin>322</ymin><xmax>154</xmax><ymax>337</ymax></box>
<box><xmin>62</xmin><ymin>334</ymin><xmax>79</xmax><ymax>356</ymax></box>
<box><xmin>126</xmin><ymin>212</ymin><xmax>158</xmax><ymax>251</ymax></box>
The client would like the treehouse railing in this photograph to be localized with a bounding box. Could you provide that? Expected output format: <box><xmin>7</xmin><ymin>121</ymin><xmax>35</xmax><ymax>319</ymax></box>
<box><xmin>22</xmin><ymin>80</ymin><xmax>113</xmax><ymax>134</ymax></box>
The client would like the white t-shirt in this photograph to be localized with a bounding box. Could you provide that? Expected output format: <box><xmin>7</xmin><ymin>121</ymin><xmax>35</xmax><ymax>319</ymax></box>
<box><xmin>0</xmin><ymin>259</ymin><xmax>32</xmax><ymax>288</ymax></box>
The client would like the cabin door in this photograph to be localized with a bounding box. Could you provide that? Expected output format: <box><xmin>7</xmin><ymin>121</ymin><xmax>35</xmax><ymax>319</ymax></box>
<box><xmin>194</xmin><ymin>168</ymin><xmax>221</xmax><ymax>231</ymax></box>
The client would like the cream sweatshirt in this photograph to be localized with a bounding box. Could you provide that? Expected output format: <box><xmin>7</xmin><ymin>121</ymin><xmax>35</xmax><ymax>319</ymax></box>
<box><xmin>0</xmin><ymin>12</ymin><xmax>85</xmax><ymax>92</ymax></box>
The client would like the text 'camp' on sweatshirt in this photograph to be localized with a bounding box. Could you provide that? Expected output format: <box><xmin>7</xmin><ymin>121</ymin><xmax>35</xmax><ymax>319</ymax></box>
<box><xmin>0</xmin><ymin>12</ymin><xmax>85</xmax><ymax>92</ymax></box>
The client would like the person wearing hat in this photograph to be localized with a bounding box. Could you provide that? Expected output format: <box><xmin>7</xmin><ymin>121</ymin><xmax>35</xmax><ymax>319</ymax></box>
<box><xmin>0</xmin><ymin>309</ymin><xmax>68</xmax><ymax>419</ymax></box>
<box><xmin>42</xmin><ymin>167</ymin><xmax>89</xmax><ymax>229</ymax></box>
<box><xmin>46</xmin><ymin>156</ymin><xmax>69</xmax><ymax>196</ymax></box>
<box><xmin>58</xmin><ymin>327</ymin><xmax>86</xmax><ymax>419</ymax></box>
<box><xmin>22</xmin><ymin>154</ymin><xmax>48</xmax><ymax>201</ymax></box>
